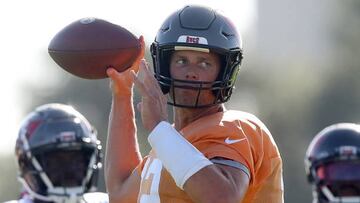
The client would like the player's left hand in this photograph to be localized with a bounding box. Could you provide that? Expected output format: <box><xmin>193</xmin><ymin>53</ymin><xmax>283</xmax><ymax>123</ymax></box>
<box><xmin>131</xmin><ymin>59</ymin><xmax>168</xmax><ymax>131</ymax></box>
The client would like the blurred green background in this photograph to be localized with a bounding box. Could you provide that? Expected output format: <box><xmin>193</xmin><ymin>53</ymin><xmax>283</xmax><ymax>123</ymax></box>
<box><xmin>1</xmin><ymin>0</ymin><xmax>359</xmax><ymax>202</ymax></box>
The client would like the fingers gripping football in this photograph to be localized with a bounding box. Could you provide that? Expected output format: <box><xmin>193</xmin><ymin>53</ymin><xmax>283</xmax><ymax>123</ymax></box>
<box><xmin>107</xmin><ymin>36</ymin><xmax>145</xmax><ymax>96</ymax></box>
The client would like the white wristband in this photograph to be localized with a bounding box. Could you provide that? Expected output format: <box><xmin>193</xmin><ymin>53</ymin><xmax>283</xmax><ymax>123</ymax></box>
<box><xmin>148</xmin><ymin>121</ymin><xmax>213</xmax><ymax>189</ymax></box>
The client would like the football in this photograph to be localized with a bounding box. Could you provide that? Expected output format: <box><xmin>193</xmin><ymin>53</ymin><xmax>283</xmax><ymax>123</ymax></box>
<box><xmin>48</xmin><ymin>17</ymin><xmax>140</xmax><ymax>79</ymax></box>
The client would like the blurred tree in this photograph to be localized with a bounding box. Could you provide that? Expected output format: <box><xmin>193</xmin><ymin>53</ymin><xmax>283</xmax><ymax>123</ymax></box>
<box><xmin>310</xmin><ymin>1</ymin><xmax>360</xmax><ymax>129</ymax></box>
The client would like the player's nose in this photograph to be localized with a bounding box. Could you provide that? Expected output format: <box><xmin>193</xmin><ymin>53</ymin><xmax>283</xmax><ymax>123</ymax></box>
<box><xmin>185</xmin><ymin>70</ymin><xmax>199</xmax><ymax>80</ymax></box>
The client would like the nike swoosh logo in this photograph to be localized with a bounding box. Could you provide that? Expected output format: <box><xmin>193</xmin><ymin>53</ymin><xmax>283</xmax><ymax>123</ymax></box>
<box><xmin>225</xmin><ymin>137</ymin><xmax>247</xmax><ymax>144</ymax></box>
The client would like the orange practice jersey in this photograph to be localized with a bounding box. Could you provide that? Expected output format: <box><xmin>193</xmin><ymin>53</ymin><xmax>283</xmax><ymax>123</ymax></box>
<box><xmin>137</xmin><ymin>110</ymin><xmax>283</xmax><ymax>203</ymax></box>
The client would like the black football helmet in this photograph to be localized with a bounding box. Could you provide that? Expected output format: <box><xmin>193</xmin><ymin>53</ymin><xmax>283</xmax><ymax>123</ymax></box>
<box><xmin>305</xmin><ymin>123</ymin><xmax>360</xmax><ymax>203</ymax></box>
<box><xmin>15</xmin><ymin>103</ymin><xmax>102</xmax><ymax>202</ymax></box>
<box><xmin>151</xmin><ymin>5</ymin><xmax>243</xmax><ymax>108</ymax></box>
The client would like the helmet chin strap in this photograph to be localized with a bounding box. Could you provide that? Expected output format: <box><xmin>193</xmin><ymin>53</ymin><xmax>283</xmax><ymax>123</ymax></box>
<box><xmin>19</xmin><ymin>176</ymin><xmax>85</xmax><ymax>203</ymax></box>
<box><xmin>321</xmin><ymin>186</ymin><xmax>360</xmax><ymax>203</ymax></box>
<box><xmin>48</xmin><ymin>187</ymin><xmax>84</xmax><ymax>203</ymax></box>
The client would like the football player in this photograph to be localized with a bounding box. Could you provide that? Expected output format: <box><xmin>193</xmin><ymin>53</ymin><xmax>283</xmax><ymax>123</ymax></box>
<box><xmin>305</xmin><ymin>123</ymin><xmax>360</xmax><ymax>203</ymax></box>
<box><xmin>6</xmin><ymin>103</ymin><xmax>108</xmax><ymax>203</ymax></box>
<box><xmin>106</xmin><ymin>5</ymin><xmax>284</xmax><ymax>203</ymax></box>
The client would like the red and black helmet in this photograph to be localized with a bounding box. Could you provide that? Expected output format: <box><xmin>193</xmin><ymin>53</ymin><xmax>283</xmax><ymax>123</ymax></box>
<box><xmin>15</xmin><ymin>103</ymin><xmax>102</xmax><ymax>202</ymax></box>
<box><xmin>305</xmin><ymin>123</ymin><xmax>360</xmax><ymax>203</ymax></box>
<box><xmin>151</xmin><ymin>5</ymin><xmax>243</xmax><ymax>108</ymax></box>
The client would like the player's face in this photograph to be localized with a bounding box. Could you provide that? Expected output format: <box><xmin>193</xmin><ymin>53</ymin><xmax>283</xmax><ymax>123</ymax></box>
<box><xmin>169</xmin><ymin>50</ymin><xmax>221</xmax><ymax>106</ymax></box>
<box><xmin>39</xmin><ymin>150</ymin><xmax>87</xmax><ymax>187</ymax></box>
<box><xmin>319</xmin><ymin>161</ymin><xmax>360</xmax><ymax>197</ymax></box>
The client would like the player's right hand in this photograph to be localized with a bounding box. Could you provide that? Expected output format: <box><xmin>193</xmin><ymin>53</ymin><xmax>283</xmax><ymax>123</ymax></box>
<box><xmin>107</xmin><ymin>36</ymin><xmax>145</xmax><ymax>97</ymax></box>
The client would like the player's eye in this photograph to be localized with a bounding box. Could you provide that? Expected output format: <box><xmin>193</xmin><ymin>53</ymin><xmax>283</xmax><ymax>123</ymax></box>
<box><xmin>199</xmin><ymin>61</ymin><xmax>212</xmax><ymax>69</ymax></box>
<box><xmin>176</xmin><ymin>58</ymin><xmax>187</xmax><ymax>65</ymax></box>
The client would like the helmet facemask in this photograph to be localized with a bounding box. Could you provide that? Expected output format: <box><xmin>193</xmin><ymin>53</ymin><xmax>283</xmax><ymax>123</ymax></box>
<box><xmin>151</xmin><ymin>43</ymin><xmax>242</xmax><ymax>108</ymax></box>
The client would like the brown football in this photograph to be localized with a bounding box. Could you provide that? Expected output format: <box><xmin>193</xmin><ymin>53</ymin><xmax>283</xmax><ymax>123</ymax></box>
<box><xmin>48</xmin><ymin>17</ymin><xmax>140</xmax><ymax>79</ymax></box>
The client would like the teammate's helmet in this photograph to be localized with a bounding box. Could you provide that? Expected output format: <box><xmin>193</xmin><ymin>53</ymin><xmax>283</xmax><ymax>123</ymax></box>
<box><xmin>305</xmin><ymin>123</ymin><xmax>360</xmax><ymax>203</ymax></box>
<box><xmin>15</xmin><ymin>103</ymin><xmax>102</xmax><ymax>202</ymax></box>
<box><xmin>151</xmin><ymin>5</ymin><xmax>243</xmax><ymax>108</ymax></box>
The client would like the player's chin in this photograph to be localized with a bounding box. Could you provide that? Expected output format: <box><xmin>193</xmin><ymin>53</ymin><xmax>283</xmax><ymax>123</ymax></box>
<box><xmin>171</xmin><ymin>88</ymin><xmax>198</xmax><ymax>101</ymax></box>
<box><xmin>171</xmin><ymin>89</ymin><xmax>216</xmax><ymax>107</ymax></box>
<box><xmin>173</xmin><ymin>81</ymin><xmax>212</xmax><ymax>89</ymax></box>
